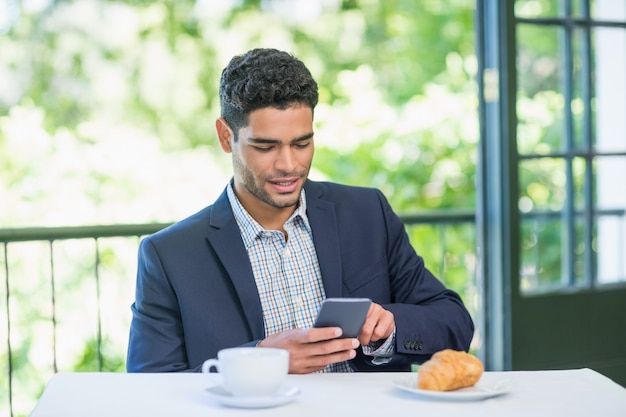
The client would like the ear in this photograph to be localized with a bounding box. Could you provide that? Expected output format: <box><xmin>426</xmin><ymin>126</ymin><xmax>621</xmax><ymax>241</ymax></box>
<box><xmin>216</xmin><ymin>117</ymin><xmax>234</xmax><ymax>153</ymax></box>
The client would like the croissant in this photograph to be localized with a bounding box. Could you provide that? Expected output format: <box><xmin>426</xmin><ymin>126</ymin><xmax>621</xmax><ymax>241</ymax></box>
<box><xmin>417</xmin><ymin>349</ymin><xmax>484</xmax><ymax>391</ymax></box>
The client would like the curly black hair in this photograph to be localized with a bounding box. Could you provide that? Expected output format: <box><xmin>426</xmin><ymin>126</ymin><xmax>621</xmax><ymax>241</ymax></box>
<box><xmin>218</xmin><ymin>48</ymin><xmax>319</xmax><ymax>138</ymax></box>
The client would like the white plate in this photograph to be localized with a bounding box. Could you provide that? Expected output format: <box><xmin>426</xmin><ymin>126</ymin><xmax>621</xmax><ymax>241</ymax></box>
<box><xmin>393</xmin><ymin>375</ymin><xmax>512</xmax><ymax>401</ymax></box>
<box><xmin>206</xmin><ymin>384</ymin><xmax>300</xmax><ymax>408</ymax></box>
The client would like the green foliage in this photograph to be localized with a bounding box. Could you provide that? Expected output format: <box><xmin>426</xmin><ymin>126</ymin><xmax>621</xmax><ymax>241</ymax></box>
<box><xmin>71</xmin><ymin>337</ymin><xmax>126</xmax><ymax>372</ymax></box>
<box><xmin>1</xmin><ymin>0</ymin><xmax>479</xmax><ymax>231</ymax></box>
<box><xmin>1</xmin><ymin>1</ymin><xmax>480</xmax><ymax>415</ymax></box>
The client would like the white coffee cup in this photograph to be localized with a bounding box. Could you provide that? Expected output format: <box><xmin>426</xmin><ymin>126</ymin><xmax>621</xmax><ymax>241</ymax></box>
<box><xmin>202</xmin><ymin>347</ymin><xmax>289</xmax><ymax>397</ymax></box>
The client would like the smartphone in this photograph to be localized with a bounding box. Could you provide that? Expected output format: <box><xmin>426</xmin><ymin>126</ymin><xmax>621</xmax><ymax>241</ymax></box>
<box><xmin>313</xmin><ymin>297</ymin><xmax>372</xmax><ymax>338</ymax></box>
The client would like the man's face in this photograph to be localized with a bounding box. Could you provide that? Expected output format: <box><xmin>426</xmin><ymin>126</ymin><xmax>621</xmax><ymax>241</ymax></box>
<box><xmin>227</xmin><ymin>105</ymin><xmax>314</xmax><ymax>216</ymax></box>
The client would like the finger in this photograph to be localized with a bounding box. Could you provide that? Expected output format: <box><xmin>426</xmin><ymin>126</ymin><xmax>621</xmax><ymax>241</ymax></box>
<box><xmin>370</xmin><ymin>317</ymin><xmax>394</xmax><ymax>342</ymax></box>
<box><xmin>358</xmin><ymin>305</ymin><xmax>382</xmax><ymax>344</ymax></box>
<box><xmin>359</xmin><ymin>316</ymin><xmax>375</xmax><ymax>345</ymax></box>
<box><xmin>305</xmin><ymin>326</ymin><xmax>343</xmax><ymax>343</ymax></box>
<box><xmin>359</xmin><ymin>306</ymin><xmax>395</xmax><ymax>344</ymax></box>
<box><xmin>289</xmin><ymin>338</ymin><xmax>359</xmax><ymax>373</ymax></box>
<box><xmin>261</xmin><ymin>327</ymin><xmax>342</xmax><ymax>350</ymax></box>
<box><xmin>292</xmin><ymin>343</ymin><xmax>359</xmax><ymax>373</ymax></box>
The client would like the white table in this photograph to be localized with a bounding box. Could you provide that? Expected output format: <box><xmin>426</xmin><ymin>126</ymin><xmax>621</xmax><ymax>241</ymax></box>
<box><xmin>29</xmin><ymin>368</ymin><xmax>626</xmax><ymax>417</ymax></box>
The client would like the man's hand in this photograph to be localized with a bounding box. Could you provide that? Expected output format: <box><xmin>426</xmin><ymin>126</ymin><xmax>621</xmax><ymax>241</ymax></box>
<box><xmin>358</xmin><ymin>303</ymin><xmax>395</xmax><ymax>346</ymax></box>
<box><xmin>258</xmin><ymin>327</ymin><xmax>359</xmax><ymax>374</ymax></box>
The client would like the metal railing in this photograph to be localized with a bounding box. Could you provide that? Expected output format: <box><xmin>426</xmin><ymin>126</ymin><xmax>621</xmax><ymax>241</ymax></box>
<box><xmin>0</xmin><ymin>211</ymin><xmax>476</xmax><ymax>417</ymax></box>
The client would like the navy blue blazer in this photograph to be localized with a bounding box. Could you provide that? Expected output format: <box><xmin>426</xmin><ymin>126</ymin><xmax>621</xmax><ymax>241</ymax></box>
<box><xmin>127</xmin><ymin>180</ymin><xmax>474</xmax><ymax>372</ymax></box>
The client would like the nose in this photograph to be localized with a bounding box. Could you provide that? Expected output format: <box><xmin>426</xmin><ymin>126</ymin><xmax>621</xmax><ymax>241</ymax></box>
<box><xmin>274</xmin><ymin>146</ymin><xmax>297</xmax><ymax>172</ymax></box>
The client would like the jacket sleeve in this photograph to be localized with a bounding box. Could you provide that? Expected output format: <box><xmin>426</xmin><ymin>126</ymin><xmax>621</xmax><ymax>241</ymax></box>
<box><xmin>126</xmin><ymin>237</ymin><xmax>190</xmax><ymax>372</ymax></box>
<box><xmin>353</xmin><ymin>189</ymin><xmax>475</xmax><ymax>371</ymax></box>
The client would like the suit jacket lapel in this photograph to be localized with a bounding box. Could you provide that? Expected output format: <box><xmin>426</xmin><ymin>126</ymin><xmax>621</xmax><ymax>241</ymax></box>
<box><xmin>304</xmin><ymin>181</ymin><xmax>343</xmax><ymax>298</ymax></box>
<box><xmin>204</xmin><ymin>182</ymin><xmax>344</xmax><ymax>340</ymax></box>
<box><xmin>206</xmin><ymin>188</ymin><xmax>265</xmax><ymax>340</ymax></box>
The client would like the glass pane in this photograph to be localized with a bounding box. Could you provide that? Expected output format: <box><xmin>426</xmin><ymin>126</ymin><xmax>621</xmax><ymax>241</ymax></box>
<box><xmin>594</xmin><ymin>27</ymin><xmax>626</xmax><ymax>152</ymax></box>
<box><xmin>515</xmin><ymin>0</ymin><xmax>589</xmax><ymax>18</ymax></box>
<box><xmin>515</xmin><ymin>0</ymin><xmax>562</xmax><ymax>18</ymax></box>
<box><xmin>517</xmin><ymin>24</ymin><xmax>566</xmax><ymax>155</ymax></box>
<box><xmin>519</xmin><ymin>157</ymin><xmax>588</xmax><ymax>293</ymax></box>
<box><xmin>571</xmin><ymin>27</ymin><xmax>591</xmax><ymax>150</ymax></box>
<box><xmin>520</xmin><ymin>211</ymin><xmax>589</xmax><ymax>293</ymax></box>
<box><xmin>572</xmin><ymin>156</ymin><xmax>588</xmax><ymax>287</ymax></box>
<box><xmin>518</xmin><ymin>158</ymin><xmax>566</xmax><ymax>293</ymax></box>
<box><xmin>519</xmin><ymin>158</ymin><xmax>568</xmax><ymax>212</ymax></box>
<box><xmin>520</xmin><ymin>216</ymin><xmax>564</xmax><ymax>291</ymax></box>
<box><xmin>593</xmin><ymin>0</ymin><xmax>626</xmax><ymax>22</ymax></box>
<box><xmin>596</xmin><ymin>156</ymin><xmax>626</xmax><ymax>283</ymax></box>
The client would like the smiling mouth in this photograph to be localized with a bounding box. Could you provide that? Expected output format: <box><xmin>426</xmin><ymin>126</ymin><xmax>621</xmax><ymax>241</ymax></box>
<box><xmin>274</xmin><ymin>180</ymin><xmax>296</xmax><ymax>186</ymax></box>
<box><xmin>269</xmin><ymin>178</ymin><xmax>300</xmax><ymax>193</ymax></box>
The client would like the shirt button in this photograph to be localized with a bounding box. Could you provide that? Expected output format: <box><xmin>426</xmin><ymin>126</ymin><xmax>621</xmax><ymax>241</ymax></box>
<box><xmin>284</xmin><ymin>248</ymin><xmax>292</xmax><ymax>258</ymax></box>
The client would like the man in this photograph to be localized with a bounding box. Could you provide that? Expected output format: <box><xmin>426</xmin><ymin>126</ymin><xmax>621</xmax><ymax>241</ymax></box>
<box><xmin>127</xmin><ymin>48</ymin><xmax>474</xmax><ymax>373</ymax></box>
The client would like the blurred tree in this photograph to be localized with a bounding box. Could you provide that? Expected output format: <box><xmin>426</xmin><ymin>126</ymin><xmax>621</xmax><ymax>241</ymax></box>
<box><xmin>1</xmin><ymin>1</ymin><xmax>480</xmax><ymax>416</ymax></box>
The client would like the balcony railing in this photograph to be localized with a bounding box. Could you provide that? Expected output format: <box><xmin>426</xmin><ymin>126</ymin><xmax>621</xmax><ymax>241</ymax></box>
<box><xmin>0</xmin><ymin>211</ymin><xmax>476</xmax><ymax>417</ymax></box>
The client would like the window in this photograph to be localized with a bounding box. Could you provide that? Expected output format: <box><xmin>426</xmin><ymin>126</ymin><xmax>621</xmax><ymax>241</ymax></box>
<box><xmin>477</xmin><ymin>0</ymin><xmax>626</xmax><ymax>375</ymax></box>
<box><xmin>515</xmin><ymin>0</ymin><xmax>626</xmax><ymax>293</ymax></box>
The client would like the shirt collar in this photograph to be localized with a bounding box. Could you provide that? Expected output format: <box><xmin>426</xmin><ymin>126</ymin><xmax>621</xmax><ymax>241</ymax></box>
<box><xmin>227</xmin><ymin>181</ymin><xmax>310</xmax><ymax>249</ymax></box>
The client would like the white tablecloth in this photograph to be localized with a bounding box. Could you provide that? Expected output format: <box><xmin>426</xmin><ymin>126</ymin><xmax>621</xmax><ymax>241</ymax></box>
<box><xmin>29</xmin><ymin>368</ymin><xmax>626</xmax><ymax>417</ymax></box>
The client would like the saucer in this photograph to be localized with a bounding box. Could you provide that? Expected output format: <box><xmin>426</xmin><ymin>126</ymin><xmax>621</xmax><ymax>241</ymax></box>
<box><xmin>205</xmin><ymin>385</ymin><xmax>300</xmax><ymax>408</ymax></box>
<box><xmin>393</xmin><ymin>375</ymin><xmax>512</xmax><ymax>401</ymax></box>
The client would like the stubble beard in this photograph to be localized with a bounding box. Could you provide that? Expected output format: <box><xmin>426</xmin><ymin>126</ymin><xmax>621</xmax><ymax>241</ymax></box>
<box><xmin>233</xmin><ymin>153</ymin><xmax>307</xmax><ymax>209</ymax></box>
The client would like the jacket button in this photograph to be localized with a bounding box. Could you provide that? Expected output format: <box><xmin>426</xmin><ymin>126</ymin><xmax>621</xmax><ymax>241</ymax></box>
<box><xmin>417</xmin><ymin>341</ymin><xmax>424</xmax><ymax>350</ymax></box>
<box><xmin>404</xmin><ymin>340</ymin><xmax>412</xmax><ymax>349</ymax></box>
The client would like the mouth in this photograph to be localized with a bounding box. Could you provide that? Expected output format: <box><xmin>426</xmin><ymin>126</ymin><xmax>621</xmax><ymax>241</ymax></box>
<box><xmin>269</xmin><ymin>177</ymin><xmax>300</xmax><ymax>194</ymax></box>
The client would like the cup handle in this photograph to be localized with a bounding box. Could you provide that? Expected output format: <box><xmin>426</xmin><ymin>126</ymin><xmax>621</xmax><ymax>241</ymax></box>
<box><xmin>202</xmin><ymin>358</ymin><xmax>219</xmax><ymax>374</ymax></box>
